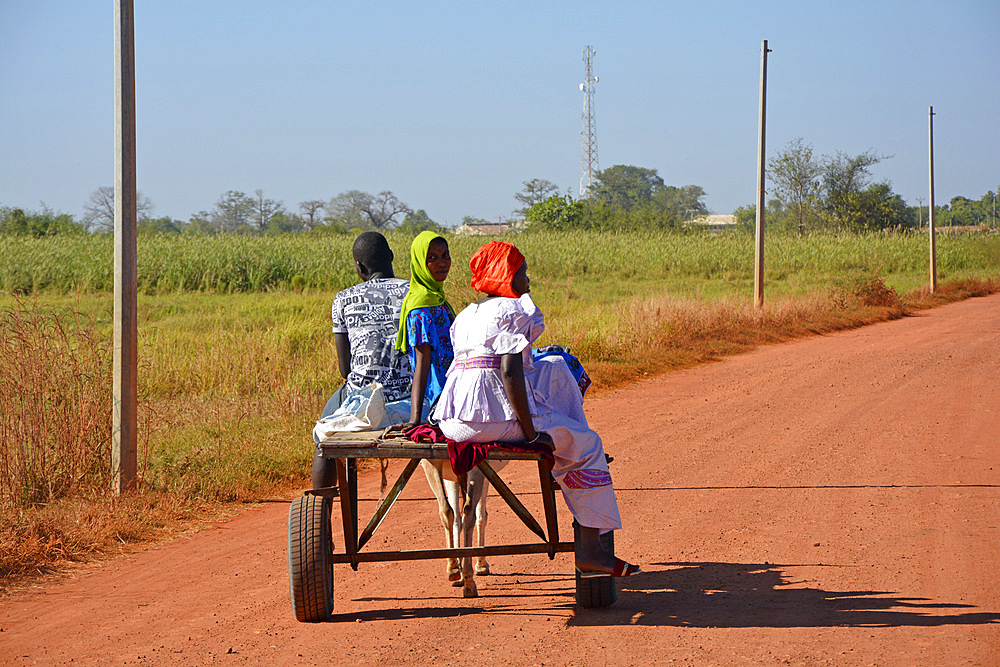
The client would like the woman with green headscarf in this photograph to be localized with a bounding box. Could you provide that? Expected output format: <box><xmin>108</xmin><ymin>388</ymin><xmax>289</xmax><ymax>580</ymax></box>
<box><xmin>393</xmin><ymin>231</ymin><xmax>455</xmax><ymax>429</ymax></box>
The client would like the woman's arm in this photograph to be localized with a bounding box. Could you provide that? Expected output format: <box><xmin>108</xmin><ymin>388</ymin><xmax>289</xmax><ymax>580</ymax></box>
<box><xmin>500</xmin><ymin>353</ymin><xmax>552</xmax><ymax>448</ymax></box>
<box><xmin>408</xmin><ymin>343</ymin><xmax>432</xmax><ymax>425</ymax></box>
<box><xmin>383</xmin><ymin>343</ymin><xmax>432</xmax><ymax>436</ymax></box>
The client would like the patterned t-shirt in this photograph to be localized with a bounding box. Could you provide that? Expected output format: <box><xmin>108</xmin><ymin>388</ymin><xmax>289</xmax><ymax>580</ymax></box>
<box><xmin>406</xmin><ymin>304</ymin><xmax>455</xmax><ymax>405</ymax></box>
<box><xmin>331</xmin><ymin>278</ymin><xmax>412</xmax><ymax>401</ymax></box>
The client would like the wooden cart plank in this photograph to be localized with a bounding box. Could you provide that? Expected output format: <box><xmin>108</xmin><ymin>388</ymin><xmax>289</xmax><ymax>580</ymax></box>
<box><xmin>330</xmin><ymin>541</ymin><xmax>575</xmax><ymax>564</ymax></box>
<box><xmin>319</xmin><ymin>435</ymin><xmax>550</xmax><ymax>462</ymax></box>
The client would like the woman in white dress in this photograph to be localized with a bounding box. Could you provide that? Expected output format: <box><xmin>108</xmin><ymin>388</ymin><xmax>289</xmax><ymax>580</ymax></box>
<box><xmin>433</xmin><ymin>241</ymin><xmax>639</xmax><ymax>577</ymax></box>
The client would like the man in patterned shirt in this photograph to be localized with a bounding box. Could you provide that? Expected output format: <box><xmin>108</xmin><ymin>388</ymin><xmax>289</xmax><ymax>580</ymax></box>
<box><xmin>312</xmin><ymin>231</ymin><xmax>412</xmax><ymax>491</ymax></box>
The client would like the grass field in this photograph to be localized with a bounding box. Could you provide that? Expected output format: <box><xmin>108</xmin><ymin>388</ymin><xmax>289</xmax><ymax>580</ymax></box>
<box><xmin>2</xmin><ymin>229</ymin><xmax>999</xmax><ymax>585</ymax></box>
<box><xmin>3</xmin><ymin>229</ymin><xmax>999</xmax><ymax>296</ymax></box>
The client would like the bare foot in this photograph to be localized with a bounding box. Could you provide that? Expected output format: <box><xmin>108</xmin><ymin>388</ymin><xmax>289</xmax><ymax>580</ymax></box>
<box><xmin>575</xmin><ymin>526</ymin><xmax>622</xmax><ymax>573</ymax></box>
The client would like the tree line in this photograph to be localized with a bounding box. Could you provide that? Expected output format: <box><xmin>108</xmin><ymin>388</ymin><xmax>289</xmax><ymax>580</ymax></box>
<box><xmin>735</xmin><ymin>138</ymin><xmax>999</xmax><ymax>233</ymax></box>
<box><xmin>522</xmin><ymin>166</ymin><xmax>708</xmax><ymax>231</ymax></box>
<box><xmin>1</xmin><ymin>154</ymin><xmax>996</xmax><ymax>237</ymax></box>
<box><xmin>0</xmin><ymin>187</ymin><xmax>449</xmax><ymax>238</ymax></box>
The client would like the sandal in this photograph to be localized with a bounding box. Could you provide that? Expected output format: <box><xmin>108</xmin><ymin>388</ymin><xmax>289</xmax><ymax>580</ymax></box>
<box><xmin>576</xmin><ymin>558</ymin><xmax>641</xmax><ymax>579</ymax></box>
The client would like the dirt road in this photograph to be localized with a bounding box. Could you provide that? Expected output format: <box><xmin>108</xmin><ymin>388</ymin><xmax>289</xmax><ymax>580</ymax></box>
<box><xmin>3</xmin><ymin>294</ymin><xmax>999</xmax><ymax>665</ymax></box>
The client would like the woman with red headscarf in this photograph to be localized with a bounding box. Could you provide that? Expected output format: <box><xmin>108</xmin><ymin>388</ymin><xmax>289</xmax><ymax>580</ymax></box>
<box><xmin>432</xmin><ymin>241</ymin><xmax>639</xmax><ymax>577</ymax></box>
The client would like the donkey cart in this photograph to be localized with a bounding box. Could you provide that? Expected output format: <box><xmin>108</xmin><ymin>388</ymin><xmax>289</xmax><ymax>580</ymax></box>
<box><xmin>288</xmin><ymin>431</ymin><xmax>617</xmax><ymax>622</ymax></box>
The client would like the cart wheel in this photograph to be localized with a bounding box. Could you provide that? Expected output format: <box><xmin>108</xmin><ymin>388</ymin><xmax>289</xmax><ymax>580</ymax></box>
<box><xmin>288</xmin><ymin>494</ymin><xmax>334</xmax><ymax>622</ymax></box>
<box><xmin>574</xmin><ymin>521</ymin><xmax>618</xmax><ymax>608</ymax></box>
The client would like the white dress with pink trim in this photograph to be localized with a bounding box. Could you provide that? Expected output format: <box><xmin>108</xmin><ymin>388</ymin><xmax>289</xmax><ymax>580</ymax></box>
<box><xmin>433</xmin><ymin>294</ymin><xmax>622</xmax><ymax>531</ymax></box>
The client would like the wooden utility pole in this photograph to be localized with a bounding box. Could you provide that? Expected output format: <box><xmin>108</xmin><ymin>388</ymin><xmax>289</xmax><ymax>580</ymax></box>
<box><xmin>754</xmin><ymin>40</ymin><xmax>771</xmax><ymax>309</ymax></box>
<box><xmin>113</xmin><ymin>0</ymin><xmax>138</xmax><ymax>493</ymax></box>
<box><xmin>928</xmin><ymin>106</ymin><xmax>937</xmax><ymax>294</ymax></box>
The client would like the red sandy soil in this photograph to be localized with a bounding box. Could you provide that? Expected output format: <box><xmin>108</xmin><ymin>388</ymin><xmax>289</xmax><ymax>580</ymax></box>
<box><xmin>2</xmin><ymin>294</ymin><xmax>999</xmax><ymax>665</ymax></box>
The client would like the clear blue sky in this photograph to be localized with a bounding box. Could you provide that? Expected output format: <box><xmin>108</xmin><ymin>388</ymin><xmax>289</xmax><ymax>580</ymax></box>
<box><xmin>2</xmin><ymin>1</ymin><xmax>997</xmax><ymax>226</ymax></box>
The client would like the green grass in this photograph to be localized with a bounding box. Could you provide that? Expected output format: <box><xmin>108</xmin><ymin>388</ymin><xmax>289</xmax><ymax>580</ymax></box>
<box><xmin>3</xmin><ymin>229</ymin><xmax>999</xmax><ymax>297</ymax></box>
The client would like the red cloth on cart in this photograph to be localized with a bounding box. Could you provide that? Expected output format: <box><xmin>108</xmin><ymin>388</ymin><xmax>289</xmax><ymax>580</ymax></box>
<box><xmin>404</xmin><ymin>424</ymin><xmax>553</xmax><ymax>475</ymax></box>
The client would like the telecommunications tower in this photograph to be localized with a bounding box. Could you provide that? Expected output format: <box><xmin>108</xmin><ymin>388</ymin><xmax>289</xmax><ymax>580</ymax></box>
<box><xmin>579</xmin><ymin>45</ymin><xmax>599</xmax><ymax>198</ymax></box>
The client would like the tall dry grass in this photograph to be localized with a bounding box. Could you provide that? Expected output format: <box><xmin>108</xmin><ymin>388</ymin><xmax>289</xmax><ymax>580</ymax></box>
<box><xmin>0</xmin><ymin>301</ymin><xmax>112</xmax><ymax>505</ymax></box>
<box><xmin>0</xmin><ymin>301</ymin><xmax>237</xmax><ymax>585</ymax></box>
<box><xmin>0</xmin><ymin>301</ymin><xmax>112</xmax><ymax>581</ymax></box>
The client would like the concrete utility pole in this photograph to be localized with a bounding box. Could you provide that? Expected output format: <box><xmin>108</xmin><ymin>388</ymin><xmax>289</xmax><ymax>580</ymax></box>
<box><xmin>928</xmin><ymin>106</ymin><xmax>937</xmax><ymax>294</ymax></box>
<box><xmin>754</xmin><ymin>40</ymin><xmax>771</xmax><ymax>310</ymax></box>
<box><xmin>113</xmin><ymin>0</ymin><xmax>138</xmax><ymax>493</ymax></box>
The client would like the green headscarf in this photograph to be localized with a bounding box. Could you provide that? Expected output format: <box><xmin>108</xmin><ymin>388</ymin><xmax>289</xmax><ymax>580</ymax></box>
<box><xmin>395</xmin><ymin>231</ymin><xmax>455</xmax><ymax>352</ymax></box>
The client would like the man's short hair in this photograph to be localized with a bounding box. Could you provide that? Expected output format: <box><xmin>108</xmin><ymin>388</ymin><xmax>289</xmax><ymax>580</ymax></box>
<box><xmin>352</xmin><ymin>231</ymin><xmax>394</xmax><ymax>269</ymax></box>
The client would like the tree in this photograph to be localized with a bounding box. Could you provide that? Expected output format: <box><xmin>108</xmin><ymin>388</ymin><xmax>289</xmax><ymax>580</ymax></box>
<box><xmin>513</xmin><ymin>179</ymin><xmax>558</xmax><ymax>216</ymax></box>
<box><xmin>768</xmin><ymin>138</ymin><xmax>823</xmax><ymax>234</ymax></box>
<box><xmin>298</xmin><ymin>200</ymin><xmax>325</xmax><ymax>230</ymax></box>
<box><xmin>587</xmin><ymin>165</ymin><xmax>664</xmax><ymax>210</ymax></box>
<box><xmin>364</xmin><ymin>191</ymin><xmax>410</xmax><ymax>228</ymax></box>
<box><xmin>83</xmin><ymin>186</ymin><xmax>154</xmax><ymax>232</ymax></box>
<box><xmin>264</xmin><ymin>211</ymin><xmax>306</xmax><ymax>235</ymax></box>
<box><xmin>252</xmin><ymin>189</ymin><xmax>284</xmax><ymax>233</ymax></box>
<box><xmin>837</xmin><ymin>183</ymin><xmax>911</xmax><ymax>231</ymax></box>
<box><xmin>1</xmin><ymin>205</ymin><xmax>85</xmax><ymax>237</ymax></box>
<box><xmin>325</xmin><ymin>190</ymin><xmax>411</xmax><ymax>229</ymax></box>
<box><xmin>525</xmin><ymin>195</ymin><xmax>586</xmax><ymax>231</ymax></box>
<box><xmin>211</xmin><ymin>190</ymin><xmax>255</xmax><ymax>233</ymax></box>
<box><xmin>185</xmin><ymin>212</ymin><xmax>216</xmax><ymax>235</ymax></box>
<box><xmin>137</xmin><ymin>216</ymin><xmax>183</xmax><ymax>234</ymax></box>
<box><xmin>822</xmin><ymin>150</ymin><xmax>887</xmax><ymax>229</ymax></box>
<box><xmin>398</xmin><ymin>209</ymin><xmax>441</xmax><ymax>233</ymax></box>
<box><xmin>652</xmin><ymin>184</ymin><xmax>708</xmax><ymax>220</ymax></box>
<box><xmin>324</xmin><ymin>190</ymin><xmax>367</xmax><ymax>229</ymax></box>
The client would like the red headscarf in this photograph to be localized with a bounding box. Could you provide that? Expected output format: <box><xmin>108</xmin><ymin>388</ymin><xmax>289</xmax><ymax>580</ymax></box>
<box><xmin>469</xmin><ymin>241</ymin><xmax>525</xmax><ymax>298</ymax></box>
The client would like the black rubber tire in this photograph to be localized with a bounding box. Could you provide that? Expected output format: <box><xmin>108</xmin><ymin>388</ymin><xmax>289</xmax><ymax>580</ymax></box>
<box><xmin>574</xmin><ymin>522</ymin><xmax>618</xmax><ymax>608</ymax></box>
<box><xmin>288</xmin><ymin>494</ymin><xmax>334</xmax><ymax>622</ymax></box>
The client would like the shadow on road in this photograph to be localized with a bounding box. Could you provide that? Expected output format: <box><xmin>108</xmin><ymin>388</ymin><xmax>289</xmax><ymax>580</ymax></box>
<box><xmin>568</xmin><ymin>561</ymin><xmax>1000</xmax><ymax>628</ymax></box>
<box><xmin>321</xmin><ymin>563</ymin><xmax>1000</xmax><ymax>627</ymax></box>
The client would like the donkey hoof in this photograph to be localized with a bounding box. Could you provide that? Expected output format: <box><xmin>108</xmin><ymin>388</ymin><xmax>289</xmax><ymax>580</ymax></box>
<box><xmin>463</xmin><ymin>585</ymin><xmax>478</xmax><ymax>598</ymax></box>
<box><xmin>474</xmin><ymin>563</ymin><xmax>490</xmax><ymax>576</ymax></box>
<box><xmin>451</xmin><ymin>576</ymin><xmax>464</xmax><ymax>587</ymax></box>
<box><xmin>447</xmin><ymin>571</ymin><xmax>462</xmax><ymax>583</ymax></box>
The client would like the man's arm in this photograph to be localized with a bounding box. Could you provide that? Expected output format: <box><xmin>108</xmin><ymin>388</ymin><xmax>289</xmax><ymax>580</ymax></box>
<box><xmin>334</xmin><ymin>332</ymin><xmax>351</xmax><ymax>379</ymax></box>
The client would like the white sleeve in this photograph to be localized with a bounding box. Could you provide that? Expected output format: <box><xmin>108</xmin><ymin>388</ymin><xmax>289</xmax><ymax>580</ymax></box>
<box><xmin>488</xmin><ymin>296</ymin><xmax>544</xmax><ymax>355</ymax></box>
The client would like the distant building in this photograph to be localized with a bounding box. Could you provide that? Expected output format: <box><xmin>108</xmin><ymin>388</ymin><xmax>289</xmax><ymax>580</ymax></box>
<box><xmin>689</xmin><ymin>214</ymin><xmax>737</xmax><ymax>232</ymax></box>
<box><xmin>935</xmin><ymin>225</ymin><xmax>985</xmax><ymax>235</ymax></box>
<box><xmin>453</xmin><ymin>222</ymin><xmax>519</xmax><ymax>236</ymax></box>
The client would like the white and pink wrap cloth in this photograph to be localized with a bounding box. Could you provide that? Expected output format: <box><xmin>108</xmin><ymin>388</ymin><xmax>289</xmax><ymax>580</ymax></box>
<box><xmin>433</xmin><ymin>294</ymin><xmax>622</xmax><ymax>531</ymax></box>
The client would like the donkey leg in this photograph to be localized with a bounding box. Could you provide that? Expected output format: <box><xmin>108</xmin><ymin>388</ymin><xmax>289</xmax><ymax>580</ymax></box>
<box><xmin>421</xmin><ymin>460</ymin><xmax>460</xmax><ymax>581</ymax></box>
<box><xmin>444</xmin><ymin>477</ymin><xmax>468</xmax><ymax>589</ymax></box>
<box><xmin>466</xmin><ymin>468</ymin><xmax>491</xmax><ymax>575</ymax></box>
<box><xmin>459</xmin><ymin>475</ymin><xmax>479</xmax><ymax>598</ymax></box>
<box><xmin>472</xmin><ymin>461</ymin><xmax>507</xmax><ymax>575</ymax></box>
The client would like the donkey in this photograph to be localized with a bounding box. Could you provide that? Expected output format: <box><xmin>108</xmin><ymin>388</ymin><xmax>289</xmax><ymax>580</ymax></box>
<box><xmin>420</xmin><ymin>459</ymin><xmax>507</xmax><ymax>598</ymax></box>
